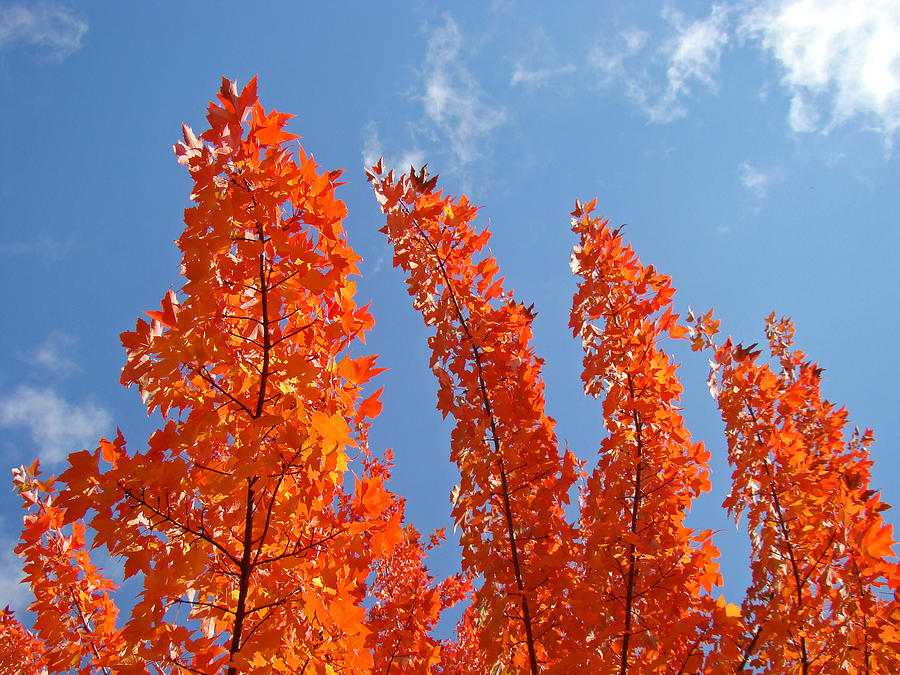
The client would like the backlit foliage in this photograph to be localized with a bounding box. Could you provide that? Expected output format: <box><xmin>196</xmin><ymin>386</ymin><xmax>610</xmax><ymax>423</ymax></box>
<box><xmin>2</xmin><ymin>78</ymin><xmax>897</xmax><ymax>674</ymax></box>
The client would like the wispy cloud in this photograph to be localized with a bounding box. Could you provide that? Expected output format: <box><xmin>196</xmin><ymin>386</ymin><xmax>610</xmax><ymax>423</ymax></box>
<box><xmin>739</xmin><ymin>161</ymin><xmax>772</xmax><ymax>207</ymax></box>
<box><xmin>531</xmin><ymin>1</ymin><xmax>898</xmax><ymax>142</ymax></box>
<box><xmin>0</xmin><ymin>232</ymin><xmax>73</xmax><ymax>262</ymax></box>
<box><xmin>588</xmin><ymin>6</ymin><xmax>730</xmax><ymax>123</ymax></box>
<box><xmin>510</xmin><ymin>26</ymin><xmax>576</xmax><ymax>88</ymax></box>
<box><xmin>738</xmin><ymin>162</ymin><xmax>774</xmax><ymax>213</ymax></box>
<box><xmin>511</xmin><ymin>62</ymin><xmax>576</xmax><ymax>88</ymax></box>
<box><xmin>588</xmin><ymin>28</ymin><xmax>649</xmax><ymax>84</ymax></box>
<box><xmin>0</xmin><ymin>2</ymin><xmax>87</xmax><ymax>61</ymax></box>
<box><xmin>656</xmin><ymin>5</ymin><xmax>731</xmax><ymax>121</ymax></box>
<box><xmin>417</xmin><ymin>13</ymin><xmax>507</xmax><ymax>170</ymax></box>
<box><xmin>27</xmin><ymin>331</ymin><xmax>80</xmax><ymax>375</ymax></box>
<box><xmin>741</xmin><ymin>0</ymin><xmax>900</xmax><ymax>143</ymax></box>
<box><xmin>361</xmin><ymin>120</ymin><xmax>425</xmax><ymax>174</ymax></box>
<box><xmin>0</xmin><ymin>386</ymin><xmax>110</xmax><ymax>464</ymax></box>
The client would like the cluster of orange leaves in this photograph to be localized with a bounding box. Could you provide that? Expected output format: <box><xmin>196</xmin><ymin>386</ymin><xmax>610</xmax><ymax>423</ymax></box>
<box><xmin>688</xmin><ymin>312</ymin><xmax>900</xmax><ymax>671</ymax></box>
<box><xmin>2</xmin><ymin>78</ymin><xmax>897</xmax><ymax>674</ymax></box>
<box><xmin>368</xmin><ymin>163</ymin><xmax>578</xmax><ymax>672</ymax></box>
<box><xmin>568</xmin><ymin>203</ymin><xmax>734</xmax><ymax>672</ymax></box>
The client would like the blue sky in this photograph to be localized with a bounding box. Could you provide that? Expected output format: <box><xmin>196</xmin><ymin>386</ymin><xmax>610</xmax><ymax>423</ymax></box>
<box><xmin>0</xmin><ymin>0</ymin><xmax>898</xmax><ymax>617</ymax></box>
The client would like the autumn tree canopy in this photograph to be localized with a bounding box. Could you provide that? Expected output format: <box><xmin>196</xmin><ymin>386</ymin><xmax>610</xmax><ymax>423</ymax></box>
<box><xmin>2</xmin><ymin>78</ymin><xmax>898</xmax><ymax>675</ymax></box>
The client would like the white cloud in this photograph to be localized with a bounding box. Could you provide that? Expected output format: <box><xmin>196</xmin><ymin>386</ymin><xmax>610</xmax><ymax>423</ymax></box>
<box><xmin>640</xmin><ymin>4</ymin><xmax>731</xmax><ymax>123</ymax></box>
<box><xmin>0</xmin><ymin>2</ymin><xmax>87</xmax><ymax>61</ymax></box>
<box><xmin>28</xmin><ymin>331</ymin><xmax>80</xmax><ymax>375</ymax></box>
<box><xmin>0</xmin><ymin>386</ymin><xmax>110</xmax><ymax>464</ymax></box>
<box><xmin>511</xmin><ymin>62</ymin><xmax>576</xmax><ymax>88</ymax></box>
<box><xmin>361</xmin><ymin>121</ymin><xmax>425</xmax><ymax>174</ymax></box>
<box><xmin>417</xmin><ymin>13</ymin><xmax>507</xmax><ymax>169</ymax></box>
<box><xmin>588</xmin><ymin>6</ymin><xmax>730</xmax><ymax>123</ymax></box>
<box><xmin>582</xmin><ymin>1</ymin><xmax>900</xmax><ymax>140</ymax></box>
<box><xmin>362</xmin><ymin>121</ymin><xmax>381</xmax><ymax>169</ymax></box>
<box><xmin>509</xmin><ymin>26</ymin><xmax>576</xmax><ymax>88</ymax></box>
<box><xmin>663</xmin><ymin>6</ymin><xmax>730</xmax><ymax>98</ymax></box>
<box><xmin>0</xmin><ymin>233</ymin><xmax>73</xmax><ymax>261</ymax></box>
<box><xmin>623</xmin><ymin>28</ymin><xmax>650</xmax><ymax>56</ymax></box>
<box><xmin>742</xmin><ymin>0</ymin><xmax>900</xmax><ymax>141</ymax></box>
<box><xmin>588</xmin><ymin>27</ymin><xmax>649</xmax><ymax>85</ymax></box>
<box><xmin>739</xmin><ymin>161</ymin><xmax>770</xmax><ymax>194</ymax></box>
<box><xmin>739</xmin><ymin>161</ymin><xmax>772</xmax><ymax>201</ymax></box>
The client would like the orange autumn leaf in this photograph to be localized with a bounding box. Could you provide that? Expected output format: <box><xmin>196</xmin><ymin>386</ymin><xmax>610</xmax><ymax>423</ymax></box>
<box><xmin>356</xmin><ymin>387</ymin><xmax>384</xmax><ymax>421</ymax></box>
<box><xmin>862</xmin><ymin>521</ymin><xmax>895</xmax><ymax>559</ymax></box>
